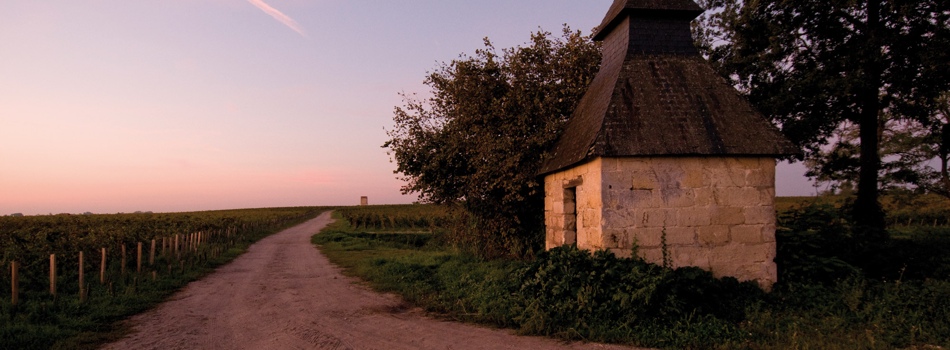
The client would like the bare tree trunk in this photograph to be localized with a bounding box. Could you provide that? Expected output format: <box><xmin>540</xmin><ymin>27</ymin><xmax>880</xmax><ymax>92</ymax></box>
<box><xmin>853</xmin><ymin>0</ymin><xmax>887</xmax><ymax>239</ymax></box>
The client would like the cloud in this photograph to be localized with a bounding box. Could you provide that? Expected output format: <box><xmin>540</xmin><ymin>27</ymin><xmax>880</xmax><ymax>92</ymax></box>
<box><xmin>247</xmin><ymin>0</ymin><xmax>307</xmax><ymax>37</ymax></box>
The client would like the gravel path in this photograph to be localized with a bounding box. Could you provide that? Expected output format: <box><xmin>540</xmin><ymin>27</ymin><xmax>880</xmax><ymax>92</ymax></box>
<box><xmin>101</xmin><ymin>211</ymin><xmax>638</xmax><ymax>350</ymax></box>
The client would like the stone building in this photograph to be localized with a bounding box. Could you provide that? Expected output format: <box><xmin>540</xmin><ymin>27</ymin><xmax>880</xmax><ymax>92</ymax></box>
<box><xmin>538</xmin><ymin>0</ymin><xmax>800</xmax><ymax>289</ymax></box>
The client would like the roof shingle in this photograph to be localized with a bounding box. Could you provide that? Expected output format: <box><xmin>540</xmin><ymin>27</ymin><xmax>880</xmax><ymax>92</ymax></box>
<box><xmin>538</xmin><ymin>0</ymin><xmax>800</xmax><ymax>175</ymax></box>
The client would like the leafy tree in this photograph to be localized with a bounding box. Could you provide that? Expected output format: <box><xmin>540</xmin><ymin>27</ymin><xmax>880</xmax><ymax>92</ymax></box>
<box><xmin>695</xmin><ymin>0</ymin><xmax>950</xmax><ymax>236</ymax></box>
<box><xmin>805</xmin><ymin>94</ymin><xmax>950</xmax><ymax>197</ymax></box>
<box><xmin>803</xmin><ymin>119</ymin><xmax>923</xmax><ymax>192</ymax></box>
<box><xmin>918</xmin><ymin>93</ymin><xmax>950</xmax><ymax>196</ymax></box>
<box><xmin>384</xmin><ymin>27</ymin><xmax>601</xmax><ymax>257</ymax></box>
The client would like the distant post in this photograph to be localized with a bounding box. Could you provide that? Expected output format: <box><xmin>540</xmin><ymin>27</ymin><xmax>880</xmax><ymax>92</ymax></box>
<box><xmin>360</xmin><ymin>196</ymin><xmax>369</xmax><ymax>206</ymax></box>
<box><xmin>49</xmin><ymin>254</ymin><xmax>56</xmax><ymax>296</ymax></box>
<box><xmin>100</xmin><ymin>248</ymin><xmax>106</xmax><ymax>284</ymax></box>
<box><xmin>150</xmin><ymin>239</ymin><xmax>156</xmax><ymax>266</ymax></box>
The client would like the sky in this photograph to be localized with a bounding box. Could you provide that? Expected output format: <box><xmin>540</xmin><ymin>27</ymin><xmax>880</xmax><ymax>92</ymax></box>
<box><xmin>0</xmin><ymin>0</ymin><xmax>816</xmax><ymax>215</ymax></box>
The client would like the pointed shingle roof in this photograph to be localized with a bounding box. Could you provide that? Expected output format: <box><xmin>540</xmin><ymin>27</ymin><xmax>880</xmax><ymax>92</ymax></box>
<box><xmin>538</xmin><ymin>0</ymin><xmax>800</xmax><ymax>175</ymax></box>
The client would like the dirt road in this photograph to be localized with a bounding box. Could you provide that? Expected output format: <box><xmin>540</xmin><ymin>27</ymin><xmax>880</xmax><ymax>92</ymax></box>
<box><xmin>102</xmin><ymin>211</ymin><xmax>636</xmax><ymax>350</ymax></box>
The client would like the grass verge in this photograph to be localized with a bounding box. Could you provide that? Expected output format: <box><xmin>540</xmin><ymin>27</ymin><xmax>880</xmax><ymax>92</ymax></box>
<box><xmin>312</xmin><ymin>213</ymin><xmax>520</xmax><ymax>327</ymax></box>
<box><xmin>313</xmin><ymin>210</ymin><xmax>950</xmax><ymax>349</ymax></box>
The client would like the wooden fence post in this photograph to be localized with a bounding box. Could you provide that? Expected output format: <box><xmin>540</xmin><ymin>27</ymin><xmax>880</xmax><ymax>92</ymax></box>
<box><xmin>50</xmin><ymin>254</ymin><xmax>57</xmax><ymax>296</ymax></box>
<box><xmin>79</xmin><ymin>251</ymin><xmax>85</xmax><ymax>302</ymax></box>
<box><xmin>150</xmin><ymin>239</ymin><xmax>156</xmax><ymax>266</ymax></box>
<box><xmin>100</xmin><ymin>248</ymin><xmax>107</xmax><ymax>284</ymax></box>
<box><xmin>137</xmin><ymin>242</ymin><xmax>143</xmax><ymax>274</ymax></box>
<box><xmin>11</xmin><ymin>261</ymin><xmax>18</xmax><ymax>306</ymax></box>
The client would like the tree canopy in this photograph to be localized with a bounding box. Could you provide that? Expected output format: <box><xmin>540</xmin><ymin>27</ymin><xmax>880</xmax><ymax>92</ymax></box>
<box><xmin>696</xmin><ymin>0</ymin><xmax>950</xmax><ymax>234</ymax></box>
<box><xmin>384</xmin><ymin>27</ymin><xmax>601</xmax><ymax>257</ymax></box>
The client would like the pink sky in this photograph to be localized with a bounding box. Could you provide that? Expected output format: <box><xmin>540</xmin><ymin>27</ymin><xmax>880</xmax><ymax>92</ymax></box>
<box><xmin>0</xmin><ymin>0</ymin><xmax>815</xmax><ymax>215</ymax></box>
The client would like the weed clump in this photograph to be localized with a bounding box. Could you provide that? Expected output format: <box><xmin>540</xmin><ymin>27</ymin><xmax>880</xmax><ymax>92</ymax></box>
<box><xmin>515</xmin><ymin>246</ymin><xmax>762</xmax><ymax>347</ymax></box>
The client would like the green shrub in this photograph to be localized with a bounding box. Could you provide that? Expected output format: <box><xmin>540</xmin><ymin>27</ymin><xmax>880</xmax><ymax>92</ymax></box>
<box><xmin>514</xmin><ymin>246</ymin><xmax>763</xmax><ymax>347</ymax></box>
<box><xmin>776</xmin><ymin>203</ymin><xmax>862</xmax><ymax>284</ymax></box>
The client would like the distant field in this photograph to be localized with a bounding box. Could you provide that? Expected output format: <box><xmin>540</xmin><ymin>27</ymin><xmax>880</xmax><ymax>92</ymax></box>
<box><xmin>774</xmin><ymin>196</ymin><xmax>834</xmax><ymax>212</ymax></box>
<box><xmin>777</xmin><ymin>194</ymin><xmax>950</xmax><ymax>227</ymax></box>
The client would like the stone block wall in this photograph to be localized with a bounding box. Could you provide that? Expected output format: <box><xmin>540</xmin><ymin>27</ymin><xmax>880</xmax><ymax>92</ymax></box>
<box><xmin>544</xmin><ymin>156</ymin><xmax>779</xmax><ymax>289</ymax></box>
<box><xmin>544</xmin><ymin>159</ymin><xmax>603</xmax><ymax>250</ymax></box>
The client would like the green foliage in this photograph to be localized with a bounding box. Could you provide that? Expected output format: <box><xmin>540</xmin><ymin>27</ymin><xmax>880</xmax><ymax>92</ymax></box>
<box><xmin>312</xmin><ymin>215</ymin><xmax>521</xmax><ymax>327</ymax></box>
<box><xmin>384</xmin><ymin>27</ymin><xmax>601</xmax><ymax>258</ymax></box>
<box><xmin>775</xmin><ymin>193</ymin><xmax>950</xmax><ymax>228</ymax></box>
<box><xmin>515</xmin><ymin>246</ymin><xmax>762</xmax><ymax>347</ymax></box>
<box><xmin>697</xmin><ymin>0</ymin><xmax>950</xmax><ymax>232</ymax></box>
<box><xmin>775</xmin><ymin>203</ymin><xmax>862</xmax><ymax>284</ymax></box>
<box><xmin>776</xmin><ymin>200</ymin><xmax>950</xmax><ymax>282</ymax></box>
<box><xmin>749</xmin><ymin>278</ymin><xmax>950</xmax><ymax>349</ymax></box>
<box><xmin>337</xmin><ymin>204</ymin><xmax>452</xmax><ymax>231</ymax></box>
<box><xmin>701</xmin><ymin>0</ymin><xmax>950</xmax><ymax>151</ymax></box>
<box><xmin>884</xmin><ymin>192</ymin><xmax>950</xmax><ymax>227</ymax></box>
<box><xmin>0</xmin><ymin>207</ymin><xmax>325</xmax><ymax>350</ymax></box>
<box><xmin>805</xmin><ymin>119</ymin><xmax>925</xmax><ymax>191</ymax></box>
<box><xmin>802</xmin><ymin>104</ymin><xmax>950</xmax><ymax>199</ymax></box>
<box><xmin>315</xmin><ymin>203</ymin><xmax>950</xmax><ymax>349</ymax></box>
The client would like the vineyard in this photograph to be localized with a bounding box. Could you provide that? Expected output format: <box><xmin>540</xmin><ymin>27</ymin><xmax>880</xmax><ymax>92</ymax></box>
<box><xmin>0</xmin><ymin>207</ymin><xmax>325</xmax><ymax>349</ymax></box>
<box><xmin>337</xmin><ymin>204</ymin><xmax>453</xmax><ymax>231</ymax></box>
<box><xmin>776</xmin><ymin>193</ymin><xmax>950</xmax><ymax>227</ymax></box>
